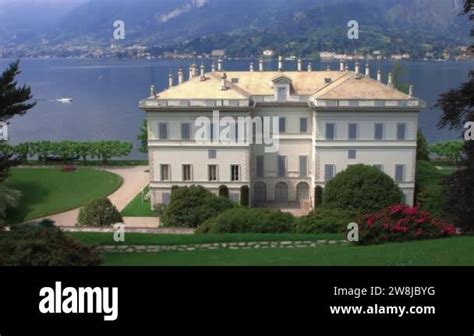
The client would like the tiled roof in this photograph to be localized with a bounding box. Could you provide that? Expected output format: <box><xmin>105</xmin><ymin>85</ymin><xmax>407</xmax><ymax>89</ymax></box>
<box><xmin>153</xmin><ymin>70</ymin><xmax>412</xmax><ymax>100</ymax></box>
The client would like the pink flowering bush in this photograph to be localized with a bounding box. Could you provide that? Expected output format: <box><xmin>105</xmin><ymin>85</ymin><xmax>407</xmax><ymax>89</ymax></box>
<box><xmin>358</xmin><ymin>204</ymin><xmax>456</xmax><ymax>245</ymax></box>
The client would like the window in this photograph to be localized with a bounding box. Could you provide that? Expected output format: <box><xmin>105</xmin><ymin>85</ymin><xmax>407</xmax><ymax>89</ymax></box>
<box><xmin>324</xmin><ymin>164</ymin><xmax>336</xmax><ymax>181</ymax></box>
<box><xmin>395</xmin><ymin>164</ymin><xmax>405</xmax><ymax>182</ymax></box>
<box><xmin>277</xmin><ymin>156</ymin><xmax>286</xmax><ymax>177</ymax></box>
<box><xmin>348</xmin><ymin>149</ymin><xmax>357</xmax><ymax>159</ymax></box>
<box><xmin>397</xmin><ymin>123</ymin><xmax>407</xmax><ymax>140</ymax></box>
<box><xmin>208</xmin><ymin>165</ymin><xmax>218</xmax><ymax>181</ymax></box>
<box><xmin>162</xmin><ymin>193</ymin><xmax>171</xmax><ymax>205</ymax></box>
<box><xmin>208</xmin><ymin>149</ymin><xmax>217</xmax><ymax>159</ymax></box>
<box><xmin>300</xmin><ymin>118</ymin><xmax>308</xmax><ymax>133</ymax></box>
<box><xmin>374</xmin><ymin>123</ymin><xmax>384</xmax><ymax>140</ymax></box>
<box><xmin>160</xmin><ymin>164</ymin><xmax>170</xmax><ymax>181</ymax></box>
<box><xmin>182</xmin><ymin>165</ymin><xmax>192</xmax><ymax>181</ymax></box>
<box><xmin>299</xmin><ymin>156</ymin><xmax>308</xmax><ymax>177</ymax></box>
<box><xmin>277</xmin><ymin>87</ymin><xmax>288</xmax><ymax>102</ymax></box>
<box><xmin>373</xmin><ymin>164</ymin><xmax>384</xmax><ymax>172</ymax></box>
<box><xmin>256</xmin><ymin>156</ymin><xmax>264</xmax><ymax>178</ymax></box>
<box><xmin>181</xmin><ymin>123</ymin><xmax>191</xmax><ymax>140</ymax></box>
<box><xmin>234</xmin><ymin>123</ymin><xmax>240</xmax><ymax>141</ymax></box>
<box><xmin>231</xmin><ymin>165</ymin><xmax>240</xmax><ymax>181</ymax></box>
<box><xmin>279</xmin><ymin>117</ymin><xmax>286</xmax><ymax>133</ymax></box>
<box><xmin>326</xmin><ymin>123</ymin><xmax>335</xmax><ymax>140</ymax></box>
<box><xmin>348</xmin><ymin>123</ymin><xmax>358</xmax><ymax>140</ymax></box>
<box><xmin>158</xmin><ymin>123</ymin><xmax>168</xmax><ymax>140</ymax></box>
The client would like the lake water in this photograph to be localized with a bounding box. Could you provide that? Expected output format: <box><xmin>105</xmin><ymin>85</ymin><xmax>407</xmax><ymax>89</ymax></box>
<box><xmin>0</xmin><ymin>58</ymin><xmax>472</xmax><ymax>159</ymax></box>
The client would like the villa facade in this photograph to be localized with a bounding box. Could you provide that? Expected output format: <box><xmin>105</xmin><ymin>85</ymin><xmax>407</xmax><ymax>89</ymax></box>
<box><xmin>139</xmin><ymin>58</ymin><xmax>425</xmax><ymax>212</ymax></box>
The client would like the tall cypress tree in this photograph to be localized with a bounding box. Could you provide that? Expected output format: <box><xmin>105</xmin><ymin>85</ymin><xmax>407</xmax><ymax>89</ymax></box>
<box><xmin>435</xmin><ymin>0</ymin><xmax>474</xmax><ymax>232</ymax></box>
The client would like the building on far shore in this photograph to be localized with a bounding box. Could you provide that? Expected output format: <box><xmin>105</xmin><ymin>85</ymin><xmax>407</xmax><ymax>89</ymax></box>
<box><xmin>139</xmin><ymin>57</ymin><xmax>425</xmax><ymax>213</ymax></box>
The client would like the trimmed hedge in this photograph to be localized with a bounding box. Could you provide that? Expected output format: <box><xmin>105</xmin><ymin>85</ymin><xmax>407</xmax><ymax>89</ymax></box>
<box><xmin>161</xmin><ymin>186</ymin><xmax>234</xmax><ymax>228</ymax></box>
<box><xmin>196</xmin><ymin>207</ymin><xmax>295</xmax><ymax>234</ymax></box>
<box><xmin>294</xmin><ymin>207</ymin><xmax>357</xmax><ymax>234</ymax></box>
<box><xmin>323</xmin><ymin>164</ymin><xmax>403</xmax><ymax>213</ymax></box>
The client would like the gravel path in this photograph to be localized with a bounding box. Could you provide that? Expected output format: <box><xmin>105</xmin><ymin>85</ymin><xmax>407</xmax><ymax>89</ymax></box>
<box><xmin>37</xmin><ymin>166</ymin><xmax>155</xmax><ymax>228</ymax></box>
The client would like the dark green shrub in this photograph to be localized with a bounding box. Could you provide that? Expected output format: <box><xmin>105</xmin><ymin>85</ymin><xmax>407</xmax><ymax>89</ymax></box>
<box><xmin>358</xmin><ymin>204</ymin><xmax>456</xmax><ymax>245</ymax></box>
<box><xmin>294</xmin><ymin>207</ymin><xmax>357</xmax><ymax>234</ymax></box>
<box><xmin>161</xmin><ymin>186</ymin><xmax>234</xmax><ymax>228</ymax></box>
<box><xmin>219</xmin><ymin>185</ymin><xmax>229</xmax><ymax>198</ymax></box>
<box><xmin>314</xmin><ymin>186</ymin><xmax>323</xmax><ymax>208</ymax></box>
<box><xmin>196</xmin><ymin>207</ymin><xmax>295</xmax><ymax>234</ymax></box>
<box><xmin>417</xmin><ymin>185</ymin><xmax>447</xmax><ymax>219</ymax></box>
<box><xmin>78</xmin><ymin>198</ymin><xmax>123</xmax><ymax>227</ymax></box>
<box><xmin>0</xmin><ymin>226</ymin><xmax>102</xmax><ymax>266</ymax></box>
<box><xmin>323</xmin><ymin>164</ymin><xmax>403</xmax><ymax>213</ymax></box>
<box><xmin>240</xmin><ymin>186</ymin><xmax>249</xmax><ymax>207</ymax></box>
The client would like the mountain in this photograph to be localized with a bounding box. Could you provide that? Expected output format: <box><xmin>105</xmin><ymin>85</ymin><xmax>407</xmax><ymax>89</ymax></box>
<box><xmin>0</xmin><ymin>0</ymin><xmax>470</xmax><ymax>57</ymax></box>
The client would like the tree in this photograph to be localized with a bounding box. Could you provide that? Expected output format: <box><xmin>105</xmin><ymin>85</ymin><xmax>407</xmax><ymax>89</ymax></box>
<box><xmin>416</xmin><ymin>129</ymin><xmax>430</xmax><ymax>161</ymax></box>
<box><xmin>91</xmin><ymin>141</ymin><xmax>133</xmax><ymax>164</ymax></box>
<box><xmin>322</xmin><ymin>164</ymin><xmax>403</xmax><ymax>214</ymax></box>
<box><xmin>435</xmin><ymin>0</ymin><xmax>474</xmax><ymax>232</ymax></box>
<box><xmin>78</xmin><ymin>198</ymin><xmax>123</xmax><ymax>227</ymax></box>
<box><xmin>429</xmin><ymin>140</ymin><xmax>464</xmax><ymax>164</ymax></box>
<box><xmin>138</xmin><ymin>119</ymin><xmax>148</xmax><ymax>153</ymax></box>
<box><xmin>76</xmin><ymin>142</ymin><xmax>93</xmax><ymax>165</ymax></box>
<box><xmin>391</xmin><ymin>62</ymin><xmax>410</xmax><ymax>94</ymax></box>
<box><xmin>0</xmin><ymin>225</ymin><xmax>102</xmax><ymax>266</ymax></box>
<box><xmin>0</xmin><ymin>61</ymin><xmax>36</xmax><ymax>226</ymax></box>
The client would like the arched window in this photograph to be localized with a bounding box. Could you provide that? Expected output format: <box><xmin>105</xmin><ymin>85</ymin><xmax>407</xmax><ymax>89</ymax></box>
<box><xmin>274</xmin><ymin>182</ymin><xmax>288</xmax><ymax>202</ymax></box>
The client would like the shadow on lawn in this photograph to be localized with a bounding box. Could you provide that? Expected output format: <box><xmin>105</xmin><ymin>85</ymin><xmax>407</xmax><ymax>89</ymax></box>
<box><xmin>5</xmin><ymin>181</ymin><xmax>50</xmax><ymax>224</ymax></box>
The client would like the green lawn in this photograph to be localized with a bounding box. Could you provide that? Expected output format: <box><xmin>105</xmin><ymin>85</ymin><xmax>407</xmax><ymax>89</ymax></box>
<box><xmin>5</xmin><ymin>168</ymin><xmax>123</xmax><ymax>223</ymax></box>
<box><xmin>102</xmin><ymin>236</ymin><xmax>474</xmax><ymax>266</ymax></box>
<box><xmin>121</xmin><ymin>187</ymin><xmax>159</xmax><ymax>217</ymax></box>
<box><xmin>70</xmin><ymin>232</ymin><xmax>343</xmax><ymax>246</ymax></box>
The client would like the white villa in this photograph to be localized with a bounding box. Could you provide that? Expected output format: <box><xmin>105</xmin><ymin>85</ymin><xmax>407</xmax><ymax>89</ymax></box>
<box><xmin>139</xmin><ymin>57</ymin><xmax>425</xmax><ymax>213</ymax></box>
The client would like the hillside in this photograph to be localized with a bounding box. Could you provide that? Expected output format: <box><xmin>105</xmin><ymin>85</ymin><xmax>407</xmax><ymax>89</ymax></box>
<box><xmin>0</xmin><ymin>0</ymin><xmax>470</xmax><ymax>58</ymax></box>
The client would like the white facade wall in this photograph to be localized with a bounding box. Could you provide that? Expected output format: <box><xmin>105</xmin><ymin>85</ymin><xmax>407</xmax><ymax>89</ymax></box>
<box><xmin>146</xmin><ymin>108</ymin><xmax>418</xmax><ymax>208</ymax></box>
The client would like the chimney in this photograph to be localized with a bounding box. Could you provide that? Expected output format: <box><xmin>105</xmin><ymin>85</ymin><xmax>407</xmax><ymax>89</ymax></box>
<box><xmin>307</xmin><ymin>62</ymin><xmax>312</xmax><ymax>72</ymax></box>
<box><xmin>326</xmin><ymin>65</ymin><xmax>331</xmax><ymax>71</ymax></box>
<box><xmin>409</xmin><ymin>84</ymin><xmax>414</xmax><ymax>97</ymax></box>
<box><xmin>178</xmin><ymin>69</ymin><xmax>184</xmax><ymax>84</ymax></box>
<box><xmin>365</xmin><ymin>63</ymin><xmax>370</xmax><ymax>77</ymax></box>
<box><xmin>259</xmin><ymin>59</ymin><xmax>264</xmax><ymax>72</ymax></box>
<box><xmin>192</xmin><ymin>63</ymin><xmax>197</xmax><ymax>77</ymax></box>
<box><xmin>249</xmin><ymin>62</ymin><xmax>254</xmax><ymax>72</ymax></box>
<box><xmin>168</xmin><ymin>72</ymin><xmax>173</xmax><ymax>88</ymax></box>
<box><xmin>355</xmin><ymin>62</ymin><xmax>360</xmax><ymax>74</ymax></box>
<box><xmin>200</xmin><ymin>63</ymin><xmax>205</xmax><ymax>80</ymax></box>
<box><xmin>189</xmin><ymin>65</ymin><xmax>193</xmax><ymax>79</ymax></box>
<box><xmin>278</xmin><ymin>56</ymin><xmax>283</xmax><ymax>72</ymax></box>
<box><xmin>217</xmin><ymin>58</ymin><xmax>223</xmax><ymax>72</ymax></box>
<box><xmin>377</xmin><ymin>69</ymin><xmax>382</xmax><ymax>82</ymax></box>
<box><xmin>340</xmin><ymin>60</ymin><xmax>345</xmax><ymax>71</ymax></box>
<box><xmin>211</xmin><ymin>61</ymin><xmax>216</xmax><ymax>73</ymax></box>
<box><xmin>345</xmin><ymin>63</ymin><xmax>349</xmax><ymax>71</ymax></box>
<box><xmin>297</xmin><ymin>57</ymin><xmax>303</xmax><ymax>72</ymax></box>
<box><xmin>150</xmin><ymin>84</ymin><xmax>155</xmax><ymax>97</ymax></box>
<box><xmin>388</xmin><ymin>72</ymin><xmax>394</xmax><ymax>87</ymax></box>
